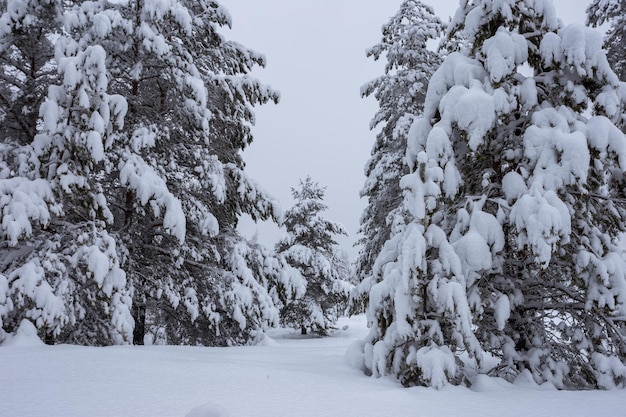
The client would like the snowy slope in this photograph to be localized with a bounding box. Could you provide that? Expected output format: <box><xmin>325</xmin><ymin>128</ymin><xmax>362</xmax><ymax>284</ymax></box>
<box><xmin>0</xmin><ymin>316</ymin><xmax>624</xmax><ymax>417</ymax></box>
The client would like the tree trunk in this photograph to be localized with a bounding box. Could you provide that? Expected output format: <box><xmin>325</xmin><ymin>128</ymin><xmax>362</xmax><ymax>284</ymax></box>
<box><xmin>133</xmin><ymin>304</ymin><xmax>146</xmax><ymax>345</ymax></box>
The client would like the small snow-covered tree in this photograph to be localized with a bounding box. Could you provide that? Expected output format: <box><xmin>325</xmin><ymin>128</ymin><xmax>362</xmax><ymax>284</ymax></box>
<box><xmin>277</xmin><ymin>177</ymin><xmax>348</xmax><ymax>335</ymax></box>
<box><xmin>353</xmin><ymin>0</ymin><xmax>443</xmax><ymax>314</ymax></box>
<box><xmin>361</xmin><ymin>0</ymin><xmax>626</xmax><ymax>389</ymax></box>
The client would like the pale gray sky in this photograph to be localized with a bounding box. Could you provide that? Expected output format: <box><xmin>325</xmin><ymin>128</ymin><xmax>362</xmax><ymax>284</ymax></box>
<box><xmin>223</xmin><ymin>0</ymin><xmax>592</xmax><ymax>260</ymax></box>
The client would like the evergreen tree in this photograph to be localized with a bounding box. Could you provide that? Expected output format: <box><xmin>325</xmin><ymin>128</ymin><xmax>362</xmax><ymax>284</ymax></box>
<box><xmin>587</xmin><ymin>0</ymin><xmax>626</xmax><ymax>82</ymax></box>
<box><xmin>0</xmin><ymin>0</ymin><xmax>61</xmax><ymax>146</ymax></box>
<box><xmin>63</xmin><ymin>0</ymin><xmax>285</xmax><ymax>345</ymax></box>
<box><xmin>353</xmin><ymin>1</ymin><xmax>443</xmax><ymax>314</ymax></box>
<box><xmin>276</xmin><ymin>176</ymin><xmax>349</xmax><ymax>336</ymax></box>
<box><xmin>0</xmin><ymin>0</ymin><xmax>133</xmax><ymax>345</ymax></box>
<box><xmin>587</xmin><ymin>0</ymin><xmax>626</xmax><ymax>133</ymax></box>
<box><xmin>360</xmin><ymin>0</ymin><xmax>626</xmax><ymax>389</ymax></box>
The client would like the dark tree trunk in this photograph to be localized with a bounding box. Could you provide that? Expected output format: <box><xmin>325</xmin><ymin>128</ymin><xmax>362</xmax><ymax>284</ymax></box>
<box><xmin>44</xmin><ymin>331</ymin><xmax>55</xmax><ymax>345</ymax></box>
<box><xmin>133</xmin><ymin>304</ymin><xmax>146</xmax><ymax>345</ymax></box>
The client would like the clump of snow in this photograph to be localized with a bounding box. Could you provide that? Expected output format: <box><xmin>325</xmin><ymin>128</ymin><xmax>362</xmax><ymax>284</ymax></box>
<box><xmin>422</xmin><ymin>53</ymin><xmax>488</xmax><ymax>121</ymax></box>
<box><xmin>451</xmin><ymin>203</ymin><xmax>504</xmax><ymax>285</ymax></box>
<box><xmin>482</xmin><ymin>29</ymin><xmax>527</xmax><ymax>83</ymax></box>
<box><xmin>185</xmin><ymin>403</ymin><xmax>229</xmax><ymax>417</ymax></box>
<box><xmin>541</xmin><ymin>23</ymin><xmax>619</xmax><ymax>86</ymax></box>
<box><xmin>2</xmin><ymin>319</ymin><xmax>44</xmax><ymax>347</ymax></box>
<box><xmin>408</xmin><ymin>344</ymin><xmax>456</xmax><ymax>389</ymax></box>
<box><xmin>143</xmin><ymin>333</ymin><xmax>154</xmax><ymax>346</ymax></box>
<box><xmin>510</xmin><ymin>188</ymin><xmax>571</xmax><ymax>265</ymax></box>
<box><xmin>118</xmin><ymin>152</ymin><xmax>186</xmax><ymax>243</ymax></box>
<box><xmin>439</xmin><ymin>82</ymin><xmax>496</xmax><ymax>151</ymax></box>
<box><xmin>0</xmin><ymin>178</ymin><xmax>54</xmax><ymax>246</ymax></box>
<box><xmin>591</xmin><ymin>352</ymin><xmax>626</xmax><ymax>389</ymax></box>
<box><xmin>524</xmin><ymin>108</ymin><xmax>590</xmax><ymax>190</ymax></box>
<box><xmin>502</xmin><ymin>172</ymin><xmax>527</xmax><ymax>203</ymax></box>
<box><xmin>518</xmin><ymin>78</ymin><xmax>538</xmax><ymax>110</ymax></box>
<box><xmin>586</xmin><ymin>116</ymin><xmax>626</xmax><ymax>170</ymax></box>
<box><xmin>494</xmin><ymin>294</ymin><xmax>510</xmax><ymax>331</ymax></box>
<box><xmin>559</xmin><ymin>24</ymin><xmax>611</xmax><ymax>80</ymax></box>
<box><xmin>453</xmin><ymin>230</ymin><xmax>493</xmax><ymax>274</ymax></box>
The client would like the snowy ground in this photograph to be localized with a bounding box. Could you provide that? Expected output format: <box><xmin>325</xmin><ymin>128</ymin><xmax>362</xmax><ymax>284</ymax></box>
<box><xmin>1</xmin><ymin>315</ymin><xmax>624</xmax><ymax>417</ymax></box>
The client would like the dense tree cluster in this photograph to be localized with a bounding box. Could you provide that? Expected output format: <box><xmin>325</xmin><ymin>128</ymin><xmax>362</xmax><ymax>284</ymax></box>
<box><xmin>0</xmin><ymin>0</ymin><xmax>306</xmax><ymax>346</ymax></box>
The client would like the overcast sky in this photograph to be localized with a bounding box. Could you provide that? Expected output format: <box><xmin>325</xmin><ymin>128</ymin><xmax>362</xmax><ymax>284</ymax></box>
<box><xmin>222</xmin><ymin>0</ymin><xmax>593</xmax><ymax>260</ymax></box>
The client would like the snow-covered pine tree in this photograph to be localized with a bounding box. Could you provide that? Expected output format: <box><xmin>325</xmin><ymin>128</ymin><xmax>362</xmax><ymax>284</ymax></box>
<box><xmin>587</xmin><ymin>0</ymin><xmax>626</xmax><ymax>82</ymax></box>
<box><xmin>0</xmin><ymin>0</ymin><xmax>133</xmax><ymax>345</ymax></box>
<box><xmin>353</xmin><ymin>0</ymin><xmax>443</xmax><ymax>315</ymax></box>
<box><xmin>187</xmin><ymin>0</ymin><xmax>290</xmax><ymax>345</ymax></box>
<box><xmin>62</xmin><ymin>0</ymin><xmax>284</xmax><ymax>345</ymax></box>
<box><xmin>361</xmin><ymin>0</ymin><xmax>626</xmax><ymax>389</ymax></box>
<box><xmin>0</xmin><ymin>0</ymin><xmax>60</xmax><ymax>147</ymax></box>
<box><xmin>276</xmin><ymin>176</ymin><xmax>349</xmax><ymax>335</ymax></box>
<box><xmin>587</xmin><ymin>0</ymin><xmax>626</xmax><ymax>133</ymax></box>
<box><xmin>450</xmin><ymin>0</ymin><xmax>626</xmax><ymax>389</ymax></box>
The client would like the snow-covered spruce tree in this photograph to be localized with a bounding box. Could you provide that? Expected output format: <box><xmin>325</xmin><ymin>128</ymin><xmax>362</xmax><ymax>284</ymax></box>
<box><xmin>352</xmin><ymin>0</ymin><xmax>443</xmax><ymax>314</ymax></box>
<box><xmin>276</xmin><ymin>176</ymin><xmax>349</xmax><ymax>336</ymax></box>
<box><xmin>63</xmin><ymin>0</ymin><xmax>284</xmax><ymax>345</ymax></box>
<box><xmin>361</xmin><ymin>0</ymin><xmax>626</xmax><ymax>389</ymax></box>
<box><xmin>0</xmin><ymin>1</ymin><xmax>133</xmax><ymax>345</ymax></box>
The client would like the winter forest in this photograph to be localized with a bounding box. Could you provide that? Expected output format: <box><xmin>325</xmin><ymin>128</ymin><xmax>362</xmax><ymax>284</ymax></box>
<box><xmin>1</xmin><ymin>0</ymin><xmax>626</xmax><ymax>416</ymax></box>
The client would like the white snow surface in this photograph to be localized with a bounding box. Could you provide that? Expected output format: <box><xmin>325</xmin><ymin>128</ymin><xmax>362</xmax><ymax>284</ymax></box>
<box><xmin>1</xmin><ymin>315</ymin><xmax>624</xmax><ymax>417</ymax></box>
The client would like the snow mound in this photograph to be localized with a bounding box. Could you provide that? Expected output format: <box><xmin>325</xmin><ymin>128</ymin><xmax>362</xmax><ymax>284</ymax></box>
<box><xmin>185</xmin><ymin>403</ymin><xmax>229</xmax><ymax>417</ymax></box>
<box><xmin>2</xmin><ymin>319</ymin><xmax>44</xmax><ymax>347</ymax></box>
<box><xmin>470</xmin><ymin>374</ymin><xmax>513</xmax><ymax>392</ymax></box>
<box><xmin>252</xmin><ymin>331</ymin><xmax>279</xmax><ymax>347</ymax></box>
<box><xmin>344</xmin><ymin>339</ymin><xmax>366</xmax><ymax>371</ymax></box>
